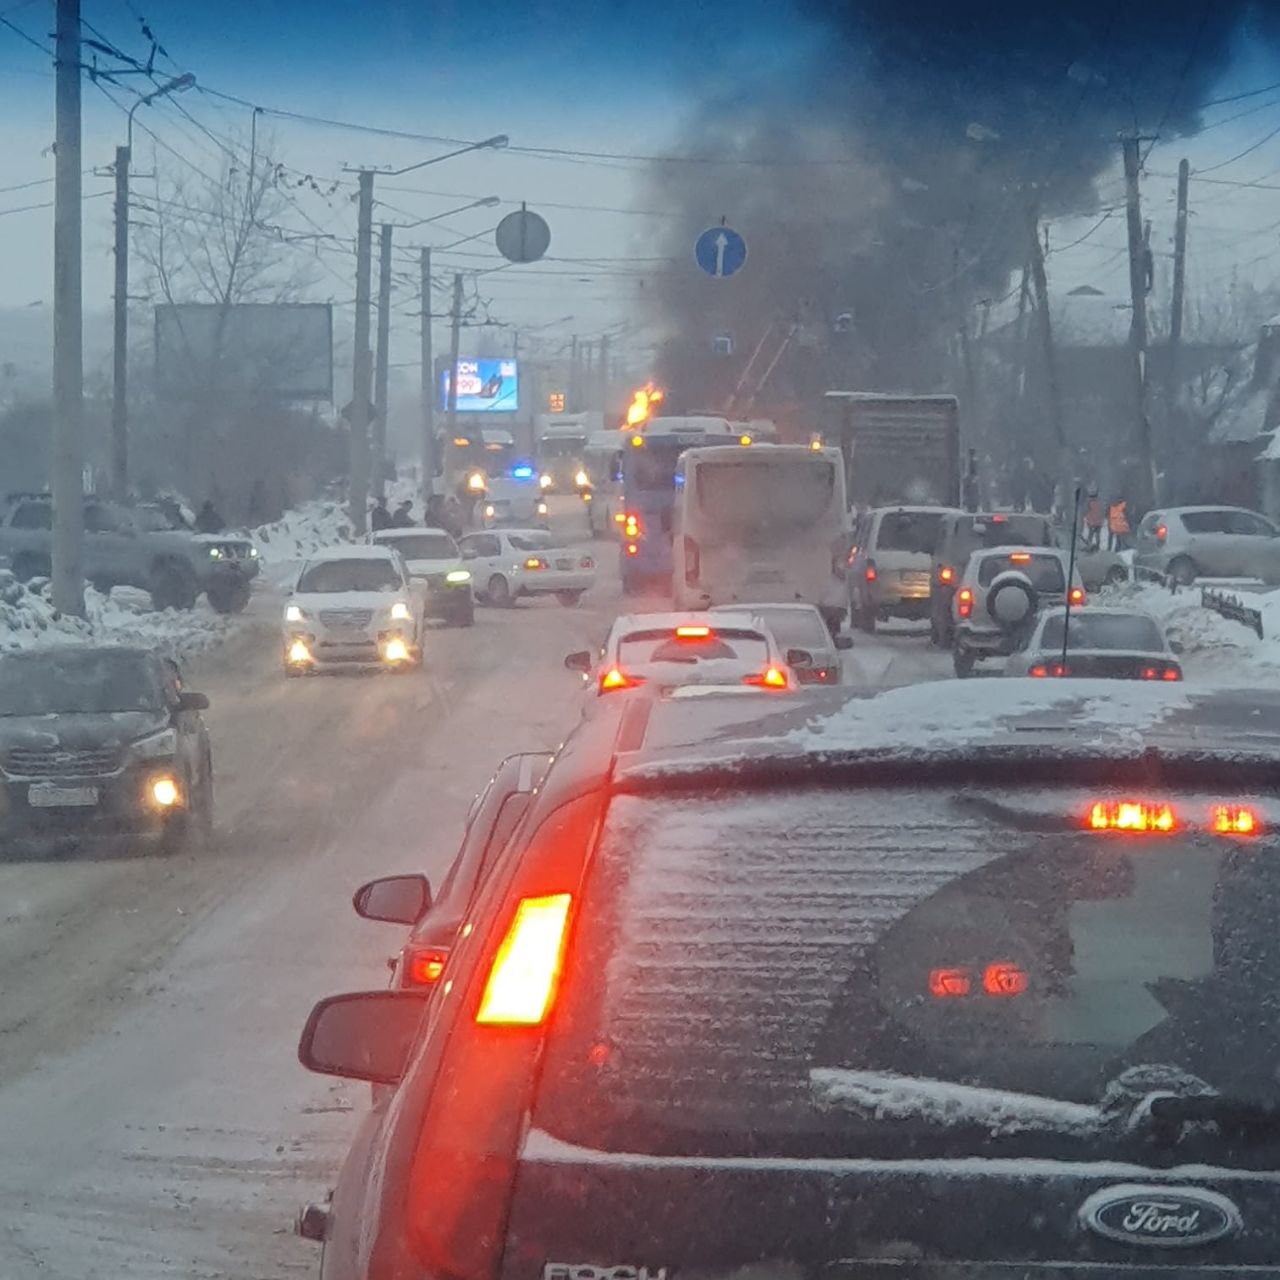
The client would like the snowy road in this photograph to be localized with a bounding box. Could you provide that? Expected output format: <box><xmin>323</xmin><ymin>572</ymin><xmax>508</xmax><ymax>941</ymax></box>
<box><xmin>0</xmin><ymin>530</ymin><xmax>950</xmax><ymax>1280</ymax></box>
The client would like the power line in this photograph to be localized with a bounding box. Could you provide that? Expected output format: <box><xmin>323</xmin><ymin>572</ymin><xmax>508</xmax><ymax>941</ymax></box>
<box><xmin>0</xmin><ymin>189</ymin><xmax>110</xmax><ymax>218</ymax></box>
<box><xmin>1194</xmin><ymin>118</ymin><xmax>1280</xmax><ymax>174</ymax></box>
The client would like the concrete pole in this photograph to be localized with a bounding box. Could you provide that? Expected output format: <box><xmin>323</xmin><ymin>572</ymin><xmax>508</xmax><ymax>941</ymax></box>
<box><xmin>348</xmin><ymin>170</ymin><xmax>374</xmax><ymax>535</ymax></box>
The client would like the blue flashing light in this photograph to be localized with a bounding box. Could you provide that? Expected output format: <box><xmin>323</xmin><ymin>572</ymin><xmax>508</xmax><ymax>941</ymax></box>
<box><xmin>511</xmin><ymin>464</ymin><xmax>535</xmax><ymax>479</ymax></box>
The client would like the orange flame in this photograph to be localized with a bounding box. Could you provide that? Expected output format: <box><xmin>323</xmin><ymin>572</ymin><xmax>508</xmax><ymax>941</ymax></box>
<box><xmin>624</xmin><ymin>385</ymin><xmax>664</xmax><ymax>428</ymax></box>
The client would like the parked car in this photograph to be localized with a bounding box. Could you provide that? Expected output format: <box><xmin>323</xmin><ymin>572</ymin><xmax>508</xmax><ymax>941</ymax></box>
<box><xmin>0</xmin><ymin>493</ymin><xmax>255</xmax><ymax>612</ymax></box>
<box><xmin>1134</xmin><ymin>506</ymin><xmax>1280</xmax><ymax>586</ymax></box>
<box><xmin>930</xmin><ymin>510</ymin><xmax>1056</xmax><ymax>646</ymax></box>
<box><xmin>1004</xmin><ymin>606</ymin><xmax>1182</xmax><ymax>681</ymax></box>
<box><xmin>952</xmin><ymin>545</ymin><xmax>1085</xmax><ymax>677</ymax></box>
<box><xmin>282</xmin><ymin>546</ymin><xmax>422</xmax><ymax>675</ymax></box>
<box><xmin>848</xmin><ymin>505</ymin><xmax>961</xmax><ymax>632</ymax></box>
<box><xmin>297</xmin><ymin>679</ymin><xmax>1280</xmax><ymax>1280</ymax></box>
<box><xmin>370</xmin><ymin>527</ymin><xmax>474</xmax><ymax>627</ymax></box>
<box><xmin>565</xmin><ymin>610</ymin><xmax>807</xmax><ymax>699</ymax></box>
<box><xmin>0</xmin><ymin>646</ymin><xmax>213</xmax><ymax>852</ymax></box>
<box><xmin>458</xmin><ymin>529</ymin><xmax>595</xmax><ymax>607</ymax></box>
<box><xmin>711</xmin><ymin>601</ymin><xmax>851</xmax><ymax>684</ymax></box>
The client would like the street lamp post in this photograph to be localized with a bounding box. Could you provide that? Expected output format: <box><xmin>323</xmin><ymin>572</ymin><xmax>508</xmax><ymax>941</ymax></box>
<box><xmin>112</xmin><ymin>72</ymin><xmax>195</xmax><ymax>498</ymax></box>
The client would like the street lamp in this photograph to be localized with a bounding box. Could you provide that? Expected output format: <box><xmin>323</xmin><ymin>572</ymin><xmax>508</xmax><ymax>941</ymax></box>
<box><xmin>392</xmin><ymin>195</ymin><xmax>500</xmax><ymax>230</ymax></box>
<box><xmin>382</xmin><ymin>134</ymin><xmax>509</xmax><ymax>178</ymax></box>
<box><xmin>113</xmin><ymin>71</ymin><xmax>196</xmax><ymax>497</ymax></box>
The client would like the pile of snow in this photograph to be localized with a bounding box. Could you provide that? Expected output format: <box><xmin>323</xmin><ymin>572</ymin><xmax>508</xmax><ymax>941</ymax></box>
<box><xmin>0</xmin><ymin>574</ymin><xmax>233</xmax><ymax>659</ymax></box>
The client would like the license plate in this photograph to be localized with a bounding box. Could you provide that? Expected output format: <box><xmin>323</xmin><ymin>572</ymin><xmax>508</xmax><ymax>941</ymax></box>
<box><xmin>556</xmin><ymin>558</ymin><xmax>574</xmax><ymax>570</ymax></box>
<box><xmin>748</xmin><ymin>568</ymin><xmax>784</xmax><ymax>583</ymax></box>
<box><xmin>29</xmin><ymin>784</ymin><xmax>99</xmax><ymax>808</ymax></box>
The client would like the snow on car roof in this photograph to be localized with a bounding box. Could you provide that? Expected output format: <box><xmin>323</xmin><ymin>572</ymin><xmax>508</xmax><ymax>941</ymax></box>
<box><xmin>302</xmin><ymin>544</ymin><xmax>398</xmax><ymax>562</ymax></box>
<box><xmin>372</xmin><ymin>526</ymin><xmax>451</xmax><ymax>538</ymax></box>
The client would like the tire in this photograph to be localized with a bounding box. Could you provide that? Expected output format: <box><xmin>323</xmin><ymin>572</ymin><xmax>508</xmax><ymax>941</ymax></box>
<box><xmin>12</xmin><ymin>553</ymin><xmax>50</xmax><ymax>584</ymax></box>
<box><xmin>1167</xmin><ymin>555</ymin><xmax>1197</xmax><ymax>588</ymax></box>
<box><xmin>987</xmin><ymin>576</ymin><xmax>1037</xmax><ymax>630</ymax></box>
<box><xmin>206</xmin><ymin>576</ymin><xmax>251</xmax><ymax>614</ymax></box>
<box><xmin>953</xmin><ymin>646</ymin><xmax>977</xmax><ymax>679</ymax></box>
<box><xmin>556</xmin><ymin>590</ymin><xmax>584</xmax><ymax>607</ymax></box>
<box><xmin>487</xmin><ymin>574</ymin><xmax>512</xmax><ymax>607</ymax></box>
<box><xmin>150</xmin><ymin>560</ymin><xmax>199</xmax><ymax>611</ymax></box>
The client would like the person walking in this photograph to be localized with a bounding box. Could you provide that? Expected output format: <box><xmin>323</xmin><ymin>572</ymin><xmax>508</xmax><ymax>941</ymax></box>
<box><xmin>390</xmin><ymin>499</ymin><xmax>415</xmax><ymax>528</ymax></box>
<box><xmin>195</xmin><ymin>499</ymin><xmax>225</xmax><ymax>533</ymax></box>
<box><xmin>1107</xmin><ymin>497</ymin><xmax>1130</xmax><ymax>552</ymax></box>
<box><xmin>1084</xmin><ymin>487</ymin><xmax>1104</xmax><ymax>551</ymax></box>
<box><xmin>370</xmin><ymin>496</ymin><xmax>392</xmax><ymax>532</ymax></box>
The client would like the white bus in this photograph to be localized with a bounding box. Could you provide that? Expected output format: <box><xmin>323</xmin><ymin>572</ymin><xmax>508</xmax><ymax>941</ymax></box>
<box><xmin>672</xmin><ymin>444</ymin><xmax>849</xmax><ymax>632</ymax></box>
<box><xmin>582</xmin><ymin>429</ymin><xmax>625</xmax><ymax>535</ymax></box>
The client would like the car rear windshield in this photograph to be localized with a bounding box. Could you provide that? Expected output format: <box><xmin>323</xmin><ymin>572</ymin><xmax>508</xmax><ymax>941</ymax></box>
<box><xmin>537</xmin><ymin>783</ymin><xmax>1280</xmax><ymax>1160</ymax></box>
<box><xmin>0</xmin><ymin>650</ymin><xmax>162</xmax><ymax>716</ymax></box>
<box><xmin>977</xmin><ymin>553</ymin><xmax>1065</xmax><ymax>591</ymax></box>
<box><xmin>876</xmin><ymin>510</ymin><xmax>944</xmax><ymax>554</ymax></box>
<box><xmin>509</xmin><ymin>532</ymin><xmax>563</xmax><ymax>552</ymax></box>
<box><xmin>381</xmin><ymin>534</ymin><xmax>457</xmax><ymax>560</ymax></box>
<box><xmin>617</xmin><ymin>628</ymin><xmax>769</xmax><ymax>669</ymax></box>
<box><xmin>1040</xmin><ymin>613</ymin><xmax>1164</xmax><ymax>652</ymax></box>
<box><xmin>749</xmin><ymin>609</ymin><xmax>830</xmax><ymax>649</ymax></box>
<box><xmin>971</xmin><ymin>515</ymin><xmax>1053</xmax><ymax>549</ymax></box>
<box><xmin>297</xmin><ymin>559</ymin><xmax>401</xmax><ymax>593</ymax></box>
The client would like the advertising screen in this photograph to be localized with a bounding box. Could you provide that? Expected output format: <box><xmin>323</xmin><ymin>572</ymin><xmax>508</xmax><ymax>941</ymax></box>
<box><xmin>439</xmin><ymin>358</ymin><xmax>519</xmax><ymax>413</ymax></box>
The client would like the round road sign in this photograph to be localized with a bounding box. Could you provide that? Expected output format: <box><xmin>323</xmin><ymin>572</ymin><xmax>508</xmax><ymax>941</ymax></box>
<box><xmin>495</xmin><ymin>209</ymin><xmax>551</xmax><ymax>264</ymax></box>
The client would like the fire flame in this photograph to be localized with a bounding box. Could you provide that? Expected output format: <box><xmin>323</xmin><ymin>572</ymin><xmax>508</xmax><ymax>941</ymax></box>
<box><xmin>624</xmin><ymin>385</ymin><xmax>664</xmax><ymax>428</ymax></box>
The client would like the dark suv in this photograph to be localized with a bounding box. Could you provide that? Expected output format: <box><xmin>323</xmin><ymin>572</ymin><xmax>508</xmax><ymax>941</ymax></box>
<box><xmin>930</xmin><ymin>510</ymin><xmax>1056</xmax><ymax>645</ymax></box>
<box><xmin>0</xmin><ymin>646</ymin><xmax>213</xmax><ymax>851</ymax></box>
<box><xmin>298</xmin><ymin>681</ymin><xmax>1280</xmax><ymax>1280</ymax></box>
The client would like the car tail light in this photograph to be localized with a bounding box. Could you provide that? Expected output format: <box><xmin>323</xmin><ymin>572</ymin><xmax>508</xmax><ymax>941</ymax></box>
<box><xmin>614</xmin><ymin>511</ymin><xmax>626</xmax><ymax>524</ymax></box>
<box><xmin>939</xmin><ymin>565</ymin><xmax>954</xmax><ymax>585</ymax></box>
<box><xmin>1156</xmin><ymin>523</ymin><xmax>1168</xmax><ymax>545</ymax></box>
<box><xmin>929</xmin><ymin>967</ymin><xmax>971</xmax><ymax>997</ymax></box>
<box><xmin>525</xmin><ymin>557</ymin><xmax>548</xmax><ymax>570</ymax></box>
<box><xmin>864</xmin><ymin>558</ymin><xmax>878</xmax><ymax>583</ymax></box>
<box><xmin>1009</xmin><ymin>551</ymin><xmax>1032</xmax><ymax>563</ymax></box>
<box><xmin>1086</xmin><ymin>800</ymin><xmax>1178</xmax><ymax>832</ymax></box>
<box><xmin>623</xmin><ymin>513</ymin><xmax>641</xmax><ymax>538</ymax></box>
<box><xmin>957</xmin><ymin>586</ymin><xmax>973</xmax><ymax>618</ymax></box>
<box><xmin>579</xmin><ymin>556</ymin><xmax>595</xmax><ymax>569</ymax></box>
<box><xmin>991</xmin><ymin>513</ymin><xmax>1008</xmax><ymax>523</ymax></box>
<box><xmin>744</xmin><ymin>666</ymin><xmax>789</xmax><ymax>689</ymax></box>
<box><xmin>600</xmin><ymin>667</ymin><xmax>644</xmax><ymax>692</ymax></box>
<box><xmin>1141</xmin><ymin>664</ymin><xmax>1182</xmax><ymax>682</ymax></box>
<box><xmin>1162</xmin><ymin>664</ymin><xmax>1181</xmax><ymax>682</ymax></box>
<box><xmin>983</xmin><ymin>962</ymin><xmax>1029</xmax><ymax>997</ymax></box>
<box><xmin>475</xmin><ymin>893</ymin><xmax>572</xmax><ymax>1026</ymax></box>
<box><xmin>676</xmin><ymin>625</ymin><xmax>711</xmax><ymax>638</ymax></box>
<box><xmin>402</xmin><ymin>944</ymin><xmax>450</xmax><ymax>988</ymax></box>
<box><xmin>1068</xmin><ymin>586</ymin><xmax>1086</xmax><ymax>605</ymax></box>
<box><xmin>1213</xmin><ymin>805</ymin><xmax>1261</xmax><ymax>835</ymax></box>
<box><xmin>626</xmin><ymin>543</ymin><xmax>639</xmax><ymax>557</ymax></box>
<box><xmin>684</xmin><ymin>537</ymin><xmax>700</xmax><ymax>585</ymax></box>
<box><xmin>1030</xmin><ymin>663</ymin><xmax>1068</xmax><ymax>677</ymax></box>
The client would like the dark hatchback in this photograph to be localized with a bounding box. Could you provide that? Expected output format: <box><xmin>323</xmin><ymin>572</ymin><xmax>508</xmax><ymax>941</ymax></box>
<box><xmin>299</xmin><ymin>680</ymin><xmax>1280</xmax><ymax>1280</ymax></box>
<box><xmin>0</xmin><ymin>646</ymin><xmax>213</xmax><ymax>852</ymax></box>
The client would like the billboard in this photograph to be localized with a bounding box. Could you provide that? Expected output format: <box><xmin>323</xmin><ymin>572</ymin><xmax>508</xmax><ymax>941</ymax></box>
<box><xmin>155</xmin><ymin>303</ymin><xmax>333</xmax><ymax>400</ymax></box>
<box><xmin>438</xmin><ymin>358</ymin><xmax>519</xmax><ymax>413</ymax></box>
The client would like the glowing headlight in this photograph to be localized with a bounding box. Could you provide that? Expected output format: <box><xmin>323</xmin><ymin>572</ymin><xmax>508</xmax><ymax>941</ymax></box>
<box><xmin>383</xmin><ymin>636</ymin><xmax>410</xmax><ymax>663</ymax></box>
<box><xmin>574</xmin><ymin>469</ymin><xmax>589</xmax><ymax>488</ymax></box>
<box><xmin>539</xmin><ymin>474</ymin><xmax>553</xmax><ymax>490</ymax></box>
<box><xmin>132</xmin><ymin>727</ymin><xmax>178</xmax><ymax>760</ymax></box>
<box><xmin>467</xmin><ymin>472</ymin><xmax>486</xmax><ymax>492</ymax></box>
<box><xmin>485</xmin><ymin>505</ymin><xmax>496</xmax><ymax>518</ymax></box>
<box><xmin>285</xmin><ymin>604</ymin><xmax>305</xmax><ymax>623</ymax></box>
<box><xmin>208</xmin><ymin>546</ymin><xmax>224</xmax><ymax>559</ymax></box>
<box><xmin>249</xmin><ymin>546</ymin><xmax>259</xmax><ymax>558</ymax></box>
<box><xmin>390</xmin><ymin>601</ymin><xmax>412</xmax><ymax>622</ymax></box>
<box><xmin>445</xmin><ymin>569</ymin><xmax>471</xmax><ymax>584</ymax></box>
<box><xmin>536</xmin><ymin>501</ymin><xmax>548</xmax><ymax>516</ymax></box>
<box><xmin>150</xmin><ymin>776</ymin><xmax>181</xmax><ymax>808</ymax></box>
<box><xmin>288</xmin><ymin>638</ymin><xmax>312</xmax><ymax>664</ymax></box>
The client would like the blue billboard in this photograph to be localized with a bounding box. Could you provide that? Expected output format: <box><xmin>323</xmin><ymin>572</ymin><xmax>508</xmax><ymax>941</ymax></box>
<box><xmin>439</xmin><ymin>358</ymin><xmax>519</xmax><ymax>413</ymax></box>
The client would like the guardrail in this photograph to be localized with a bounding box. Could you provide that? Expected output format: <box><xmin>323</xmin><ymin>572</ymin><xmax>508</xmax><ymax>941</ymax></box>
<box><xmin>1201</xmin><ymin>587</ymin><xmax>1264</xmax><ymax>640</ymax></box>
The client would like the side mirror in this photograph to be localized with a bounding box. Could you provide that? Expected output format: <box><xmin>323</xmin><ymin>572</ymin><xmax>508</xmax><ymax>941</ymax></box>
<box><xmin>177</xmin><ymin>690</ymin><xmax>210</xmax><ymax>712</ymax></box>
<box><xmin>835</xmin><ymin>635</ymin><xmax>854</xmax><ymax>651</ymax></box>
<box><xmin>564</xmin><ymin>650</ymin><xmax>592</xmax><ymax>673</ymax></box>
<box><xmin>353</xmin><ymin>873</ymin><xmax>433</xmax><ymax>925</ymax></box>
<box><xmin>786</xmin><ymin>648</ymin><xmax>814</xmax><ymax>669</ymax></box>
<box><xmin>297</xmin><ymin>990</ymin><xmax>430</xmax><ymax>1084</ymax></box>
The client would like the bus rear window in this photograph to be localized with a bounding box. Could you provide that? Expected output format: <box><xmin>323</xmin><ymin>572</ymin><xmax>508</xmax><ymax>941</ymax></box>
<box><xmin>695</xmin><ymin>459</ymin><xmax>836</xmax><ymax>530</ymax></box>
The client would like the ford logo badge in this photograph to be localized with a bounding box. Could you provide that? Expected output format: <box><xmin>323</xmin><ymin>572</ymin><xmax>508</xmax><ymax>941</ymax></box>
<box><xmin>1080</xmin><ymin>1185</ymin><xmax>1241</xmax><ymax>1248</ymax></box>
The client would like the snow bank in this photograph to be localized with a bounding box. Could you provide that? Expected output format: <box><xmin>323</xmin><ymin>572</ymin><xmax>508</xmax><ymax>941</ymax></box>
<box><xmin>0</xmin><ymin>574</ymin><xmax>232</xmax><ymax>659</ymax></box>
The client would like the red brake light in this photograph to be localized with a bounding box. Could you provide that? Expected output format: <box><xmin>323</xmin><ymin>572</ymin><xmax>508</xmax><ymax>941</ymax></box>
<box><xmin>1009</xmin><ymin>551</ymin><xmax>1032</xmax><ymax>563</ymax></box>
<box><xmin>403</xmin><ymin>945</ymin><xmax>450</xmax><ymax>987</ymax></box>
<box><xmin>744</xmin><ymin>666</ymin><xmax>789</xmax><ymax>689</ymax></box>
<box><xmin>983</xmin><ymin>962</ymin><xmax>1029</xmax><ymax>997</ymax></box>
<box><xmin>600</xmin><ymin>667</ymin><xmax>642</xmax><ymax>692</ymax></box>
<box><xmin>939</xmin><ymin>565</ymin><xmax>954</xmax><ymax>584</ymax></box>
<box><xmin>623</xmin><ymin>513</ymin><xmax>641</xmax><ymax>536</ymax></box>
<box><xmin>1155</xmin><ymin>523</ymin><xmax>1168</xmax><ymax>544</ymax></box>
<box><xmin>1030</xmin><ymin>664</ymin><xmax>1047</xmax><ymax>678</ymax></box>
<box><xmin>1086</xmin><ymin>800</ymin><xmax>1178</xmax><ymax>832</ymax></box>
<box><xmin>1213</xmin><ymin>805</ymin><xmax>1261</xmax><ymax>835</ymax></box>
<box><xmin>929</xmin><ymin>967</ymin><xmax>971</xmax><ymax>997</ymax></box>
<box><xmin>1032</xmin><ymin>663</ymin><xmax>1068</xmax><ymax>677</ymax></box>
<box><xmin>626</xmin><ymin>543</ymin><xmax>639</xmax><ymax>556</ymax></box>
<box><xmin>865</xmin><ymin>559</ymin><xmax>878</xmax><ymax>583</ymax></box>
<box><xmin>475</xmin><ymin>893</ymin><xmax>573</xmax><ymax>1027</ymax></box>
<box><xmin>957</xmin><ymin>586</ymin><xmax>973</xmax><ymax>618</ymax></box>
<box><xmin>676</xmin><ymin>625</ymin><xmax>711</xmax><ymax>638</ymax></box>
<box><xmin>1162</xmin><ymin>665</ymin><xmax>1181</xmax><ymax>682</ymax></box>
<box><xmin>1069</xmin><ymin>586</ymin><xmax>1086</xmax><ymax>606</ymax></box>
<box><xmin>991</xmin><ymin>514</ymin><xmax>1008</xmax><ymax>523</ymax></box>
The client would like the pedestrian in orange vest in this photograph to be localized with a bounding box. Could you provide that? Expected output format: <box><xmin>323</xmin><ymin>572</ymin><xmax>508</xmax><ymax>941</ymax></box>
<box><xmin>1108</xmin><ymin>498</ymin><xmax>1130</xmax><ymax>552</ymax></box>
<box><xmin>1084</xmin><ymin>487</ymin><xmax>1104</xmax><ymax>551</ymax></box>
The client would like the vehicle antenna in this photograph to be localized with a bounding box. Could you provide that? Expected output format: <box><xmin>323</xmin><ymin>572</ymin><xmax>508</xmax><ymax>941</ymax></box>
<box><xmin>1061</xmin><ymin>485</ymin><xmax>1083</xmax><ymax>675</ymax></box>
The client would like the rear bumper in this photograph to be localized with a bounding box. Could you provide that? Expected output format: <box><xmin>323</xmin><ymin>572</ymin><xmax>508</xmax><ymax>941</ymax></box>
<box><xmin>955</xmin><ymin>625</ymin><xmax>1016</xmax><ymax>655</ymax></box>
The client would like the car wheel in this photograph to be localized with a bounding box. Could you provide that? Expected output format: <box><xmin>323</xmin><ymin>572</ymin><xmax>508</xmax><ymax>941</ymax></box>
<box><xmin>556</xmin><ymin>590</ymin><xmax>584</xmax><ymax>607</ymax></box>
<box><xmin>12</xmin><ymin>552</ymin><xmax>50</xmax><ymax>583</ymax></box>
<box><xmin>1167</xmin><ymin>555</ymin><xmax>1197</xmax><ymax>587</ymax></box>
<box><xmin>487</xmin><ymin>574</ymin><xmax>512</xmax><ymax>607</ymax></box>
<box><xmin>206</xmin><ymin>576</ymin><xmax>251</xmax><ymax>614</ymax></box>
<box><xmin>150</xmin><ymin>560</ymin><xmax>199</xmax><ymax>611</ymax></box>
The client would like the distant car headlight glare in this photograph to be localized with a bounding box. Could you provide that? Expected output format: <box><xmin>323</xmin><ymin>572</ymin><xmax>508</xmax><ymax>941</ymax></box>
<box><xmin>390</xmin><ymin>601</ymin><xmax>412</xmax><ymax>621</ymax></box>
<box><xmin>249</xmin><ymin>546</ymin><xmax>259</xmax><ymax>558</ymax></box>
<box><xmin>132</xmin><ymin>727</ymin><xmax>178</xmax><ymax>760</ymax></box>
<box><xmin>208</xmin><ymin>546</ymin><xmax>224</xmax><ymax>559</ymax></box>
<box><xmin>285</xmin><ymin>604</ymin><xmax>305</xmax><ymax>623</ymax></box>
<box><xmin>445</xmin><ymin>569</ymin><xmax>471</xmax><ymax>584</ymax></box>
<box><xmin>539</xmin><ymin>474</ymin><xmax>553</xmax><ymax>489</ymax></box>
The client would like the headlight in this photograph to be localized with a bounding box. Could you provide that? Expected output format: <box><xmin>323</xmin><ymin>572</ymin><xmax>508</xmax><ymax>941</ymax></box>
<box><xmin>132</xmin><ymin>727</ymin><xmax>178</xmax><ymax>760</ymax></box>
<box><xmin>574</xmin><ymin>469</ymin><xmax>589</xmax><ymax>488</ymax></box>
<box><xmin>249</xmin><ymin>546</ymin><xmax>259</xmax><ymax>559</ymax></box>
<box><xmin>536</xmin><ymin>501</ymin><xmax>548</xmax><ymax>516</ymax></box>
<box><xmin>390</xmin><ymin>600</ymin><xmax>413</xmax><ymax>621</ymax></box>
<box><xmin>208</xmin><ymin>546</ymin><xmax>224</xmax><ymax>559</ymax></box>
<box><xmin>539</xmin><ymin>474</ymin><xmax>553</xmax><ymax>490</ymax></box>
<box><xmin>467</xmin><ymin>472</ymin><xmax>486</xmax><ymax>492</ymax></box>
<box><xmin>485</xmin><ymin>504</ymin><xmax>496</xmax><ymax>518</ymax></box>
<box><xmin>285</xmin><ymin>604</ymin><xmax>305</xmax><ymax>623</ymax></box>
<box><xmin>445</xmin><ymin>569</ymin><xmax>471</xmax><ymax>584</ymax></box>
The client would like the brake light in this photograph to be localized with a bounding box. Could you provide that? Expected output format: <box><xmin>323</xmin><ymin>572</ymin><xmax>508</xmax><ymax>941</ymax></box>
<box><xmin>676</xmin><ymin>625</ymin><xmax>711</xmax><ymax>638</ymax></box>
<box><xmin>1086</xmin><ymin>801</ymin><xmax>1178</xmax><ymax>832</ymax></box>
<box><xmin>600</xmin><ymin>667</ymin><xmax>643</xmax><ymax>692</ymax></box>
<box><xmin>744</xmin><ymin>666</ymin><xmax>789</xmax><ymax>689</ymax></box>
<box><xmin>1162</xmin><ymin>665</ymin><xmax>1181</xmax><ymax>682</ymax></box>
<box><xmin>623</xmin><ymin>513</ymin><xmax>641</xmax><ymax>537</ymax></box>
<box><xmin>939</xmin><ymin>565</ymin><xmax>954</xmax><ymax>584</ymax></box>
<box><xmin>1009</xmin><ymin>551</ymin><xmax>1032</xmax><ymax>563</ymax></box>
<box><xmin>1213</xmin><ymin>805</ymin><xmax>1261</xmax><ymax>835</ymax></box>
<box><xmin>991</xmin><ymin>514</ymin><xmax>1008</xmax><ymax>523</ymax></box>
<box><xmin>476</xmin><ymin>893</ymin><xmax>572</xmax><ymax>1027</ymax></box>
<box><xmin>1155</xmin><ymin>523</ymin><xmax>1168</xmax><ymax>544</ymax></box>
<box><xmin>1030</xmin><ymin>663</ymin><xmax>1068</xmax><ymax>677</ymax></box>
<box><xmin>525</xmin><ymin>557</ymin><xmax>548</xmax><ymax>570</ymax></box>
<box><xmin>626</xmin><ymin>543</ymin><xmax>638</xmax><ymax>556</ymax></box>
<box><xmin>983</xmin><ymin>962</ymin><xmax>1029</xmax><ymax>997</ymax></box>
<box><xmin>1068</xmin><ymin>586</ymin><xmax>1086</xmax><ymax>606</ymax></box>
<box><xmin>929</xmin><ymin>967</ymin><xmax>971</xmax><ymax>997</ymax></box>
<box><xmin>865</xmin><ymin>559</ymin><xmax>878</xmax><ymax>583</ymax></box>
<box><xmin>957</xmin><ymin>586</ymin><xmax>973</xmax><ymax>618</ymax></box>
<box><xmin>402</xmin><ymin>944</ymin><xmax>450</xmax><ymax>987</ymax></box>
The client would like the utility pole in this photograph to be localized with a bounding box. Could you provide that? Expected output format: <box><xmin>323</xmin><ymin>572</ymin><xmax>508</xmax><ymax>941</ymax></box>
<box><xmin>52</xmin><ymin>0</ymin><xmax>83</xmax><ymax>615</ymax></box>
<box><xmin>583</xmin><ymin>340</ymin><xmax>594</xmax><ymax>410</ymax></box>
<box><xmin>569</xmin><ymin>334</ymin><xmax>578</xmax><ymax>411</ymax></box>
<box><xmin>1025</xmin><ymin>202</ymin><xmax>1065</xmax><ymax>452</ymax></box>
<box><xmin>111</xmin><ymin>145</ymin><xmax>129</xmax><ymax>500</ymax></box>
<box><xmin>1123</xmin><ymin>136</ymin><xmax>1157</xmax><ymax>510</ymax></box>
<box><xmin>1168</xmin><ymin>158</ymin><xmax>1190</xmax><ymax>390</ymax></box>
<box><xmin>349</xmin><ymin>169</ymin><xmax>374</xmax><ymax>535</ymax></box>
<box><xmin>598</xmin><ymin>334</ymin><xmax>609</xmax><ymax>411</ymax></box>
<box><xmin>446</xmin><ymin>273</ymin><xmax>463</xmax><ymax>446</ymax></box>
<box><xmin>419</xmin><ymin>246</ymin><xmax>435</xmax><ymax>500</ymax></box>
<box><xmin>373</xmin><ymin>222</ymin><xmax>392</xmax><ymax>501</ymax></box>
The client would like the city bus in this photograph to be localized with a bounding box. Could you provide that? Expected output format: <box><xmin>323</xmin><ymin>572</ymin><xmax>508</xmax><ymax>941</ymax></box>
<box><xmin>536</xmin><ymin>419</ymin><xmax>592</xmax><ymax>492</ymax></box>
<box><xmin>672</xmin><ymin>443</ymin><xmax>849</xmax><ymax>633</ymax></box>
<box><xmin>619</xmin><ymin>416</ymin><xmax>736</xmax><ymax>594</ymax></box>
<box><xmin>582</xmin><ymin>429</ymin><xmax>625</xmax><ymax>536</ymax></box>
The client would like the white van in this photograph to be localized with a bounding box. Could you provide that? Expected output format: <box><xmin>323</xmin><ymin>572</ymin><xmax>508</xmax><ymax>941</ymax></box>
<box><xmin>672</xmin><ymin>444</ymin><xmax>849</xmax><ymax>632</ymax></box>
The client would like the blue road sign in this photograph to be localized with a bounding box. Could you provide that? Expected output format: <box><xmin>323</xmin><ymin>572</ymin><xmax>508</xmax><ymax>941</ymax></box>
<box><xmin>695</xmin><ymin>226</ymin><xmax>747</xmax><ymax>278</ymax></box>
